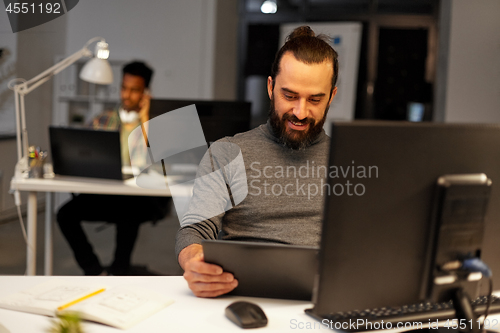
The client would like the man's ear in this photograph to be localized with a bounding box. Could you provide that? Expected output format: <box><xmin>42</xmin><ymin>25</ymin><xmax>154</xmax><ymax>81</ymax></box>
<box><xmin>267</xmin><ymin>76</ymin><xmax>273</xmax><ymax>100</ymax></box>
<box><xmin>328</xmin><ymin>87</ymin><xmax>338</xmax><ymax>107</ymax></box>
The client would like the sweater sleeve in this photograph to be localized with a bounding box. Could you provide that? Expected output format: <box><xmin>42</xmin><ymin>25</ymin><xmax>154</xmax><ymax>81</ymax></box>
<box><xmin>174</xmin><ymin>140</ymin><xmax>241</xmax><ymax>258</ymax></box>
<box><xmin>174</xmin><ymin>212</ymin><xmax>224</xmax><ymax>259</ymax></box>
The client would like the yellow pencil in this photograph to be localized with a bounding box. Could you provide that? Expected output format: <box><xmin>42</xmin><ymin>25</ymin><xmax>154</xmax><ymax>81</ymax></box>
<box><xmin>57</xmin><ymin>288</ymin><xmax>106</xmax><ymax>311</ymax></box>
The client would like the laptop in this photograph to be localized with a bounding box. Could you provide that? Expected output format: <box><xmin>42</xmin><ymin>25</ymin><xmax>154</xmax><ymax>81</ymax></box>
<box><xmin>202</xmin><ymin>240</ymin><xmax>318</xmax><ymax>301</ymax></box>
<box><xmin>49</xmin><ymin>126</ymin><xmax>132</xmax><ymax>180</ymax></box>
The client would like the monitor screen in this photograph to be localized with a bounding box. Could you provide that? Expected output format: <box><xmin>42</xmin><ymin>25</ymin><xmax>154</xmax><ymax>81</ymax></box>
<box><xmin>313</xmin><ymin>121</ymin><xmax>500</xmax><ymax>315</ymax></box>
<box><xmin>149</xmin><ymin>99</ymin><xmax>251</xmax><ymax>144</ymax></box>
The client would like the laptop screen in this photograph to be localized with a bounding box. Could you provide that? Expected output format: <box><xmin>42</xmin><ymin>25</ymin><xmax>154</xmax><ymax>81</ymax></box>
<box><xmin>49</xmin><ymin>126</ymin><xmax>123</xmax><ymax>180</ymax></box>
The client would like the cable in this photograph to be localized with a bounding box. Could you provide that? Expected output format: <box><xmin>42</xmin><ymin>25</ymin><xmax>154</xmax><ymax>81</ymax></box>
<box><xmin>460</xmin><ymin>258</ymin><xmax>493</xmax><ymax>333</ymax></box>
<box><xmin>16</xmin><ymin>205</ymin><xmax>29</xmax><ymax>247</ymax></box>
<box><xmin>462</xmin><ymin>258</ymin><xmax>492</xmax><ymax>278</ymax></box>
<box><xmin>482</xmin><ymin>277</ymin><xmax>493</xmax><ymax>333</ymax></box>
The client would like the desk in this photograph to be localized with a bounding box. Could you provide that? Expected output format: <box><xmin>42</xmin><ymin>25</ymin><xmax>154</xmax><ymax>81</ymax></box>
<box><xmin>0</xmin><ymin>276</ymin><xmax>325</xmax><ymax>333</ymax></box>
<box><xmin>1</xmin><ymin>276</ymin><xmax>499</xmax><ymax>333</ymax></box>
<box><xmin>9</xmin><ymin>175</ymin><xmax>189</xmax><ymax>276</ymax></box>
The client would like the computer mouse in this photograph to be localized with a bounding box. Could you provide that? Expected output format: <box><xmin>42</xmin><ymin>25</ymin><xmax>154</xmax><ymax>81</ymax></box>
<box><xmin>225</xmin><ymin>301</ymin><xmax>268</xmax><ymax>329</ymax></box>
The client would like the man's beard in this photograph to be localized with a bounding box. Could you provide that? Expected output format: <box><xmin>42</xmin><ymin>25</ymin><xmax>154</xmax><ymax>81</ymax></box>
<box><xmin>268</xmin><ymin>95</ymin><xmax>329</xmax><ymax>150</ymax></box>
<box><xmin>121</xmin><ymin>102</ymin><xmax>140</xmax><ymax>112</ymax></box>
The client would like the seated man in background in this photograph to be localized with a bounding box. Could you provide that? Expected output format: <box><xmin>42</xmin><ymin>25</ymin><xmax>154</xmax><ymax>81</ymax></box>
<box><xmin>57</xmin><ymin>61</ymin><xmax>170</xmax><ymax>276</ymax></box>
<box><xmin>176</xmin><ymin>26</ymin><xmax>338</xmax><ymax>297</ymax></box>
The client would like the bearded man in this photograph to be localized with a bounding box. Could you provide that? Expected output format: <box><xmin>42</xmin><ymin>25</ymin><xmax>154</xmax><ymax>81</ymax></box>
<box><xmin>175</xmin><ymin>26</ymin><xmax>338</xmax><ymax>297</ymax></box>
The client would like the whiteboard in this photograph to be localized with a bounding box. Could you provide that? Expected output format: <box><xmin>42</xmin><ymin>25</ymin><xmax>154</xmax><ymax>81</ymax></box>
<box><xmin>280</xmin><ymin>22</ymin><xmax>362</xmax><ymax>133</ymax></box>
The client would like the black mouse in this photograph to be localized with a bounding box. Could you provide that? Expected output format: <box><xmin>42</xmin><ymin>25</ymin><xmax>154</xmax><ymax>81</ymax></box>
<box><xmin>225</xmin><ymin>301</ymin><xmax>268</xmax><ymax>329</ymax></box>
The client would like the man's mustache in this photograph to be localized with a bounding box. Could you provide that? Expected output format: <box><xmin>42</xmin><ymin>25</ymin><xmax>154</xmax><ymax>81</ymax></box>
<box><xmin>281</xmin><ymin>113</ymin><xmax>314</xmax><ymax>125</ymax></box>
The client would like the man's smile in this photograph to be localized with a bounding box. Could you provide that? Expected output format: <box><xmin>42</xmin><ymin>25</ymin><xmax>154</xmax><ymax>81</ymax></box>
<box><xmin>288</xmin><ymin>119</ymin><xmax>309</xmax><ymax>131</ymax></box>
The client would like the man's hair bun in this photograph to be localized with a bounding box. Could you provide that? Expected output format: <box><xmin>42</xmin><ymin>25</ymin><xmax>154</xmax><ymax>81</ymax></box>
<box><xmin>286</xmin><ymin>26</ymin><xmax>315</xmax><ymax>41</ymax></box>
<box><xmin>271</xmin><ymin>25</ymin><xmax>339</xmax><ymax>91</ymax></box>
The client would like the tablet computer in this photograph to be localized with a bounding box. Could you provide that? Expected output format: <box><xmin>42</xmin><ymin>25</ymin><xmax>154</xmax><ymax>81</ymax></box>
<box><xmin>202</xmin><ymin>240</ymin><xmax>318</xmax><ymax>301</ymax></box>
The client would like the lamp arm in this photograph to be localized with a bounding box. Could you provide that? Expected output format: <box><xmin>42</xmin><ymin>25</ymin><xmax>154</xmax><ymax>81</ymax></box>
<box><xmin>9</xmin><ymin>48</ymin><xmax>88</xmax><ymax>162</ymax></box>
<box><xmin>14</xmin><ymin>36</ymin><xmax>106</xmax><ymax>95</ymax></box>
<box><xmin>19</xmin><ymin>92</ymin><xmax>28</xmax><ymax>163</ymax></box>
<box><xmin>7</xmin><ymin>36</ymin><xmax>107</xmax><ymax>169</ymax></box>
<box><xmin>13</xmin><ymin>89</ymin><xmax>22</xmax><ymax>164</ymax></box>
<box><xmin>20</xmin><ymin>48</ymin><xmax>90</xmax><ymax>95</ymax></box>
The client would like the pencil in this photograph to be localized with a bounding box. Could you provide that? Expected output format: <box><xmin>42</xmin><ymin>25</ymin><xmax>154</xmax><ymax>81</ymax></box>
<box><xmin>57</xmin><ymin>288</ymin><xmax>106</xmax><ymax>311</ymax></box>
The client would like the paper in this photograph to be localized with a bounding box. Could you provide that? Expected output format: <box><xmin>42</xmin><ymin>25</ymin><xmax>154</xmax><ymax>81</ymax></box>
<box><xmin>0</xmin><ymin>279</ymin><xmax>105</xmax><ymax>317</ymax></box>
<box><xmin>0</xmin><ymin>279</ymin><xmax>174</xmax><ymax>330</ymax></box>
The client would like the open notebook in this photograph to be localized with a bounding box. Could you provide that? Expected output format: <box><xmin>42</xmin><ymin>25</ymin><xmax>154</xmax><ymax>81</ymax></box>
<box><xmin>0</xmin><ymin>279</ymin><xmax>173</xmax><ymax>330</ymax></box>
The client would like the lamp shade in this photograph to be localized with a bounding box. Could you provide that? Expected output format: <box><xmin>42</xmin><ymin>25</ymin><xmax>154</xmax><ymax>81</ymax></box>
<box><xmin>79</xmin><ymin>58</ymin><xmax>113</xmax><ymax>84</ymax></box>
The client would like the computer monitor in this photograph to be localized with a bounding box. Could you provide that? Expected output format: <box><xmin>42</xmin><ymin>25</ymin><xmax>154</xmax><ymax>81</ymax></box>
<box><xmin>149</xmin><ymin>99</ymin><xmax>252</xmax><ymax>144</ymax></box>
<box><xmin>311</xmin><ymin>121</ymin><xmax>500</xmax><ymax>320</ymax></box>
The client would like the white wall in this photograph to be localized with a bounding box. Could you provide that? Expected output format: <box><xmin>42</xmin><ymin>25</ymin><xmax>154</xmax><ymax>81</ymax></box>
<box><xmin>0</xmin><ymin>12</ymin><xmax>17</xmax><ymax>136</ymax></box>
<box><xmin>435</xmin><ymin>0</ymin><xmax>500</xmax><ymax>123</ymax></box>
<box><xmin>0</xmin><ymin>13</ymin><xmax>67</xmax><ymax>218</ymax></box>
<box><xmin>64</xmin><ymin>0</ymin><xmax>218</xmax><ymax>99</ymax></box>
<box><xmin>0</xmin><ymin>8</ymin><xmax>18</xmax><ymax>215</ymax></box>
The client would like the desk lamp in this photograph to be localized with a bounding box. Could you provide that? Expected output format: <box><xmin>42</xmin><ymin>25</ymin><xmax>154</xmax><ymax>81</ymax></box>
<box><xmin>8</xmin><ymin>38</ymin><xmax>113</xmax><ymax>275</ymax></box>
<box><xmin>8</xmin><ymin>36</ymin><xmax>113</xmax><ymax>178</ymax></box>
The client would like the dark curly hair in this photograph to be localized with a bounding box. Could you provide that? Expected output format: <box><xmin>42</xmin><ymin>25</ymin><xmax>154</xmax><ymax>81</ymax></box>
<box><xmin>122</xmin><ymin>61</ymin><xmax>154</xmax><ymax>88</ymax></box>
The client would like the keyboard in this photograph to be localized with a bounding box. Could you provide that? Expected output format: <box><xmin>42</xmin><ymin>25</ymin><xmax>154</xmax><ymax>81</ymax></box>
<box><xmin>306</xmin><ymin>295</ymin><xmax>500</xmax><ymax>331</ymax></box>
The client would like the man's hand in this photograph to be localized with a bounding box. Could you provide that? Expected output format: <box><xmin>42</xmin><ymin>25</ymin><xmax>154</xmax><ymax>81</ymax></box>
<box><xmin>179</xmin><ymin>244</ymin><xmax>238</xmax><ymax>298</ymax></box>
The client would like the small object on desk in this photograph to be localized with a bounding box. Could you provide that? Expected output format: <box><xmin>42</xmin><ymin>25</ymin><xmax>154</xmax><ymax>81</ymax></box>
<box><xmin>56</xmin><ymin>288</ymin><xmax>106</xmax><ymax>311</ymax></box>
<box><xmin>43</xmin><ymin>162</ymin><xmax>55</xmax><ymax>179</ymax></box>
<box><xmin>28</xmin><ymin>146</ymin><xmax>47</xmax><ymax>179</ymax></box>
<box><xmin>225</xmin><ymin>301</ymin><xmax>268</xmax><ymax>329</ymax></box>
<box><xmin>47</xmin><ymin>313</ymin><xmax>84</xmax><ymax>333</ymax></box>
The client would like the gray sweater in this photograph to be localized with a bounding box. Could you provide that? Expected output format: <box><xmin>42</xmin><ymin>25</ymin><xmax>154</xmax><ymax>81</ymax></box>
<box><xmin>174</xmin><ymin>121</ymin><xmax>330</xmax><ymax>258</ymax></box>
